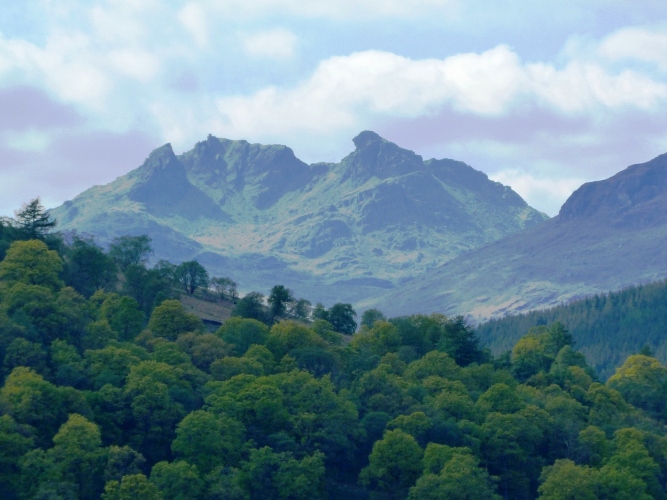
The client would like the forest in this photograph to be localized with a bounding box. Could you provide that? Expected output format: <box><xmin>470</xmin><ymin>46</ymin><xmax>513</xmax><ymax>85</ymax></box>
<box><xmin>2</xmin><ymin>200</ymin><xmax>667</xmax><ymax>499</ymax></box>
<box><xmin>476</xmin><ymin>279</ymin><xmax>667</xmax><ymax>380</ymax></box>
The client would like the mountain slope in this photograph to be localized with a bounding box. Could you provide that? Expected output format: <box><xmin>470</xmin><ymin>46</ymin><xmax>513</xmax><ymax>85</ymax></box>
<box><xmin>363</xmin><ymin>153</ymin><xmax>667</xmax><ymax>321</ymax></box>
<box><xmin>51</xmin><ymin>131</ymin><xmax>547</xmax><ymax>304</ymax></box>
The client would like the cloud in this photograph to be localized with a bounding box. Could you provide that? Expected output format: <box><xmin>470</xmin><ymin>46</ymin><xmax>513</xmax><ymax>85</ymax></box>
<box><xmin>178</xmin><ymin>3</ymin><xmax>209</xmax><ymax>49</ymax></box>
<box><xmin>242</xmin><ymin>28</ymin><xmax>298</xmax><ymax>59</ymax></box>
<box><xmin>598</xmin><ymin>26</ymin><xmax>667</xmax><ymax>70</ymax></box>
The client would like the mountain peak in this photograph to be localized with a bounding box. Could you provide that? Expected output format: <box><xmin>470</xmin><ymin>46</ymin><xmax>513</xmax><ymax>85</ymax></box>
<box><xmin>352</xmin><ymin>130</ymin><xmax>385</xmax><ymax>149</ymax></box>
<box><xmin>558</xmin><ymin>152</ymin><xmax>667</xmax><ymax>223</ymax></box>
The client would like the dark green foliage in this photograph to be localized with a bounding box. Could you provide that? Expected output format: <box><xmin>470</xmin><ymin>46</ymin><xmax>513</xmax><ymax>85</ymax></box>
<box><xmin>108</xmin><ymin>235</ymin><xmax>153</xmax><ymax>271</ymax></box>
<box><xmin>231</xmin><ymin>292</ymin><xmax>268</xmax><ymax>324</ymax></box>
<box><xmin>62</xmin><ymin>235</ymin><xmax>117</xmax><ymax>298</ymax></box>
<box><xmin>268</xmin><ymin>285</ymin><xmax>294</xmax><ymax>322</ymax></box>
<box><xmin>4</xmin><ymin>233</ymin><xmax>667</xmax><ymax>500</ymax></box>
<box><xmin>14</xmin><ymin>198</ymin><xmax>57</xmax><ymax>239</ymax></box>
<box><xmin>477</xmin><ymin>279</ymin><xmax>667</xmax><ymax>379</ymax></box>
<box><xmin>327</xmin><ymin>303</ymin><xmax>357</xmax><ymax>334</ymax></box>
<box><xmin>361</xmin><ymin>308</ymin><xmax>386</xmax><ymax>329</ymax></box>
<box><xmin>174</xmin><ymin>260</ymin><xmax>209</xmax><ymax>295</ymax></box>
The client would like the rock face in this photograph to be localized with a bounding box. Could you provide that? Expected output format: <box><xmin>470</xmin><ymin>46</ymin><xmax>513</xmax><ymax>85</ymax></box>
<box><xmin>362</xmin><ymin>152</ymin><xmax>667</xmax><ymax>321</ymax></box>
<box><xmin>51</xmin><ymin>131</ymin><xmax>547</xmax><ymax>305</ymax></box>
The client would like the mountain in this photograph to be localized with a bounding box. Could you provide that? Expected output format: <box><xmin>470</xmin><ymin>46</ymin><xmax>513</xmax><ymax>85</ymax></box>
<box><xmin>51</xmin><ymin>131</ymin><xmax>547</xmax><ymax>305</ymax></box>
<box><xmin>362</xmin><ymin>152</ymin><xmax>667</xmax><ymax>321</ymax></box>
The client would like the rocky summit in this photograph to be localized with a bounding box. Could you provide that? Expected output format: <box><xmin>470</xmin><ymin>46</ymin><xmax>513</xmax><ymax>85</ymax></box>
<box><xmin>361</xmin><ymin>152</ymin><xmax>667</xmax><ymax>321</ymax></box>
<box><xmin>51</xmin><ymin>131</ymin><xmax>547</xmax><ymax>305</ymax></box>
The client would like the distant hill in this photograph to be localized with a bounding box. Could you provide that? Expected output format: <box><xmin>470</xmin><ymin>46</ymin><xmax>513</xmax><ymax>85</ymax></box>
<box><xmin>362</xmin><ymin>152</ymin><xmax>667</xmax><ymax>321</ymax></box>
<box><xmin>51</xmin><ymin>131</ymin><xmax>546</xmax><ymax>305</ymax></box>
<box><xmin>475</xmin><ymin>279</ymin><xmax>667</xmax><ymax>379</ymax></box>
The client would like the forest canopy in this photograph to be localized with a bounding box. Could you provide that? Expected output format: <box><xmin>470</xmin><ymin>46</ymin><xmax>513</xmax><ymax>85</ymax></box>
<box><xmin>1</xmin><ymin>202</ymin><xmax>667</xmax><ymax>499</ymax></box>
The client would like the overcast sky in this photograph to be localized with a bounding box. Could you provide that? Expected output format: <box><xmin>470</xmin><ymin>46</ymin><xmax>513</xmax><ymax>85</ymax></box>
<box><xmin>2</xmin><ymin>0</ymin><xmax>667</xmax><ymax>217</ymax></box>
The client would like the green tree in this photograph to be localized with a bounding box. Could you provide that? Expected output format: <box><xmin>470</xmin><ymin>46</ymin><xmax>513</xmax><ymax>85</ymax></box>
<box><xmin>210</xmin><ymin>277</ymin><xmax>238</xmax><ymax>301</ymax></box>
<box><xmin>361</xmin><ymin>308</ymin><xmax>387</xmax><ymax>329</ymax></box>
<box><xmin>108</xmin><ymin>235</ymin><xmax>153</xmax><ymax>271</ymax></box>
<box><xmin>15</xmin><ymin>198</ymin><xmax>57</xmax><ymax>239</ymax></box>
<box><xmin>100</xmin><ymin>294</ymin><xmax>146</xmax><ymax>342</ymax></box>
<box><xmin>147</xmin><ymin>300</ymin><xmax>203</xmax><ymax>341</ymax></box>
<box><xmin>268</xmin><ymin>285</ymin><xmax>295</xmax><ymax>321</ymax></box>
<box><xmin>327</xmin><ymin>303</ymin><xmax>357</xmax><ymax>334</ymax></box>
<box><xmin>171</xmin><ymin>410</ymin><xmax>245</xmax><ymax>474</ymax></box>
<box><xmin>359</xmin><ymin>429</ymin><xmax>423</xmax><ymax>497</ymax></box>
<box><xmin>102</xmin><ymin>474</ymin><xmax>163</xmax><ymax>500</ymax></box>
<box><xmin>0</xmin><ymin>239</ymin><xmax>63</xmax><ymax>290</ymax></box>
<box><xmin>150</xmin><ymin>461</ymin><xmax>204</xmax><ymax>500</ymax></box>
<box><xmin>174</xmin><ymin>261</ymin><xmax>209</xmax><ymax>295</ymax></box>
<box><xmin>216</xmin><ymin>317</ymin><xmax>270</xmax><ymax>356</ymax></box>
<box><xmin>231</xmin><ymin>292</ymin><xmax>268</xmax><ymax>323</ymax></box>
<box><xmin>0</xmin><ymin>415</ymin><xmax>34</xmax><ymax>496</ymax></box>
<box><xmin>409</xmin><ymin>452</ymin><xmax>500</xmax><ymax>500</ymax></box>
<box><xmin>63</xmin><ymin>235</ymin><xmax>117</xmax><ymax>297</ymax></box>
<box><xmin>538</xmin><ymin>459</ymin><xmax>598</xmax><ymax>500</ymax></box>
<box><xmin>607</xmin><ymin>354</ymin><xmax>667</xmax><ymax>416</ymax></box>
<box><xmin>104</xmin><ymin>446</ymin><xmax>146</xmax><ymax>483</ymax></box>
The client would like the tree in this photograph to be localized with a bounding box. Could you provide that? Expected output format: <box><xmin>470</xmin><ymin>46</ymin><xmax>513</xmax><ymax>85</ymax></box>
<box><xmin>63</xmin><ymin>235</ymin><xmax>117</xmax><ymax>297</ymax></box>
<box><xmin>359</xmin><ymin>429</ymin><xmax>424</xmax><ymax>497</ymax></box>
<box><xmin>210</xmin><ymin>277</ymin><xmax>238</xmax><ymax>301</ymax></box>
<box><xmin>538</xmin><ymin>459</ymin><xmax>598</xmax><ymax>500</ymax></box>
<box><xmin>102</xmin><ymin>474</ymin><xmax>163</xmax><ymax>500</ymax></box>
<box><xmin>174</xmin><ymin>261</ymin><xmax>209</xmax><ymax>295</ymax></box>
<box><xmin>268</xmin><ymin>285</ymin><xmax>295</xmax><ymax>321</ymax></box>
<box><xmin>361</xmin><ymin>308</ymin><xmax>387</xmax><ymax>329</ymax></box>
<box><xmin>171</xmin><ymin>410</ymin><xmax>245</xmax><ymax>473</ymax></box>
<box><xmin>409</xmin><ymin>452</ymin><xmax>500</xmax><ymax>500</ymax></box>
<box><xmin>108</xmin><ymin>235</ymin><xmax>152</xmax><ymax>271</ymax></box>
<box><xmin>0</xmin><ymin>239</ymin><xmax>63</xmax><ymax>290</ymax></box>
<box><xmin>327</xmin><ymin>303</ymin><xmax>357</xmax><ymax>334</ymax></box>
<box><xmin>150</xmin><ymin>461</ymin><xmax>204</xmax><ymax>500</ymax></box>
<box><xmin>289</xmin><ymin>299</ymin><xmax>312</xmax><ymax>320</ymax></box>
<box><xmin>147</xmin><ymin>300</ymin><xmax>203</xmax><ymax>341</ymax></box>
<box><xmin>231</xmin><ymin>292</ymin><xmax>268</xmax><ymax>324</ymax></box>
<box><xmin>15</xmin><ymin>198</ymin><xmax>57</xmax><ymax>239</ymax></box>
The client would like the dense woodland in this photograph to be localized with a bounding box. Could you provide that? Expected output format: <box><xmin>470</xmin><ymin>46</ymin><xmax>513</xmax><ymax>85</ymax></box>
<box><xmin>476</xmin><ymin>280</ymin><xmax>667</xmax><ymax>379</ymax></box>
<box><xmin>2</xmin><ymin>200</ymin><xmax>667</xmax><ymax>499</ymax></box>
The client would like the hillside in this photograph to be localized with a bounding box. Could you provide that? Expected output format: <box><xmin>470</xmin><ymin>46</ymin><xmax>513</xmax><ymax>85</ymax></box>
<box><xmin>50</xmin><ymin>131</ymin><xmax>547</xmax><ymax>305</ymax></box>
<box><xmin>362</xmin><ymin>152</ymin><xmax>667</xmax><ymax>321</ymax></box>
<box><xmin>475</xmin><ymin>279</ymin><xmax>667</xmax><ymax>379</ymax></box>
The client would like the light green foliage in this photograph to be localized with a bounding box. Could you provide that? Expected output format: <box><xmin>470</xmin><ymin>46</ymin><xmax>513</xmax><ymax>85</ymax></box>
<box><xmin>359</xmin><ymin>429</ymin><xmax>423</xmax><ymax>495</ymax></box>
<box><xmin>0</xmin><ymin>239</ymin><xmax>63</xmax><ymax>290</ymax></box>
<box><xmin>217</xmin><ymin>317</ymin><xmax>270</xmax><ymax>355</ymax></box>
<box><xmin>422</xmin><ymin>443</ymin><xmax>473</xmax><ymax>474</ymax></box>
<box><xmin>150</xmin><ymin>461</ymin><xmax>204</xmax><ymax>500</ymax></box>
<box><xmin>538</xmin><ymin>459</ymin><xmax>598</xmax><ymax>500</ymax></box>
<box><xmin>84</xmin><ymin>319</ymin><xmax>118</xmax><ymax>350</ymax></box>
<box><xmin>102</xmin><ymin>474</ymin><xmax>163</xmax><ymax>500</ymax></box>
<box><xmin>147</xmin><ymin>300</ymin><xmax>203</xmax><ymax>341</ymax></box>
<box><xmin>171</xmin><ymin>410</ymin><xmax>245</xmax><ymax>473</ymax></box>
<box><xmin>85</xmin><ymin>345</ymin><xmax>142</xmax><ymax>388</ymax></box>
<box><xmin>607</xmin><ymin>354</ymin><xmax>667</xmax><ymax>415</ymax></box>
<box><xmin>266</xmin><ymin>320</ymin><xmax>327</xmax><ymax>359</ymax></box>
<box><xmin>409</xmin><ymin>452</ymin><xmax>500</xmax><ymax>500</ymax></box>
<box><xmin>211</xmin><ymin>356</ymin><xmax>264</xmax><ymax>381</ymax></box>
<box><xmin>387</xmin><ymin>412</ymin><xmax>431</xmax><ymax>443</ymax></box>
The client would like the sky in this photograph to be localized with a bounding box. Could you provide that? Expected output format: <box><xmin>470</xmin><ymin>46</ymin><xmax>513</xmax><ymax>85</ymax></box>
<box><xmin>2</xmin><ymin>1</ymin><xmax>667</xmax><ymax>217</ymax></box>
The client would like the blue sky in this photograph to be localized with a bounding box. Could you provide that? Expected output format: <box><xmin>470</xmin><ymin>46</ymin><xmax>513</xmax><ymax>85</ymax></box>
<box><xmin>2</xmin><ymin>0</ymin><xmax>667</xmax><ymax>216</ymax></box>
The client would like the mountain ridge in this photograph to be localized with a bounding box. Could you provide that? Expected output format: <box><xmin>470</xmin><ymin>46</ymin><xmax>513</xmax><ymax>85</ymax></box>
<box><xmin>362</xmin><ymin>151</ymin><xmax>667</xmax><ymax>321</ymax></box>
<box><xmin>51</xmin><ymin>131</ymin><xmax>547</xmax><ymax>305</ymax></box>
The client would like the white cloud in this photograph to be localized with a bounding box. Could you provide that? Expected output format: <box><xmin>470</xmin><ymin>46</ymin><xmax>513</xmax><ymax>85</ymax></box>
<box><xmin>178</xmin><ymin>3</ymin><xmax>209</xmax><ymax>49</ymax></box>
<box><xmin>490</xmin><ymin>169</ymin><xmax>587</xmax><ymax>216</ymax></box>
<box><xmin>599</xmin><ymin>26</ymin><xmax>667</xmax><ymax>70</ymax></box>
<box><xmin>243</xmin><ymin>28</ymin><xmax>298</xmax><ymax>59</ymax></box>
<box><xmin>210</xmin><ymin>45</ymin><xmax>667</xmax><ymax>139</ymax></box>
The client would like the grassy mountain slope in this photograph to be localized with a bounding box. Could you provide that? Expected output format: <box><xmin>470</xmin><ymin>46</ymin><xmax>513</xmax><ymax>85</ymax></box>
<box><xmin>51</xmin><ymin>131</ymin><xmax>546</xmax><ymax>305</ymax></box>
<box><xmin>363</xmin><ymin>152</ymin><xmax>667</xmax><ymax>321</ymax></box>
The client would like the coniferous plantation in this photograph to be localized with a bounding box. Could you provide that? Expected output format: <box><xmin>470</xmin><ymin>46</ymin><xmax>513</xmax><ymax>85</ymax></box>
<box><xmin>3</xmin><ymin>202</ymin><xmax>667</xmax><ymax>500</ymax></box>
